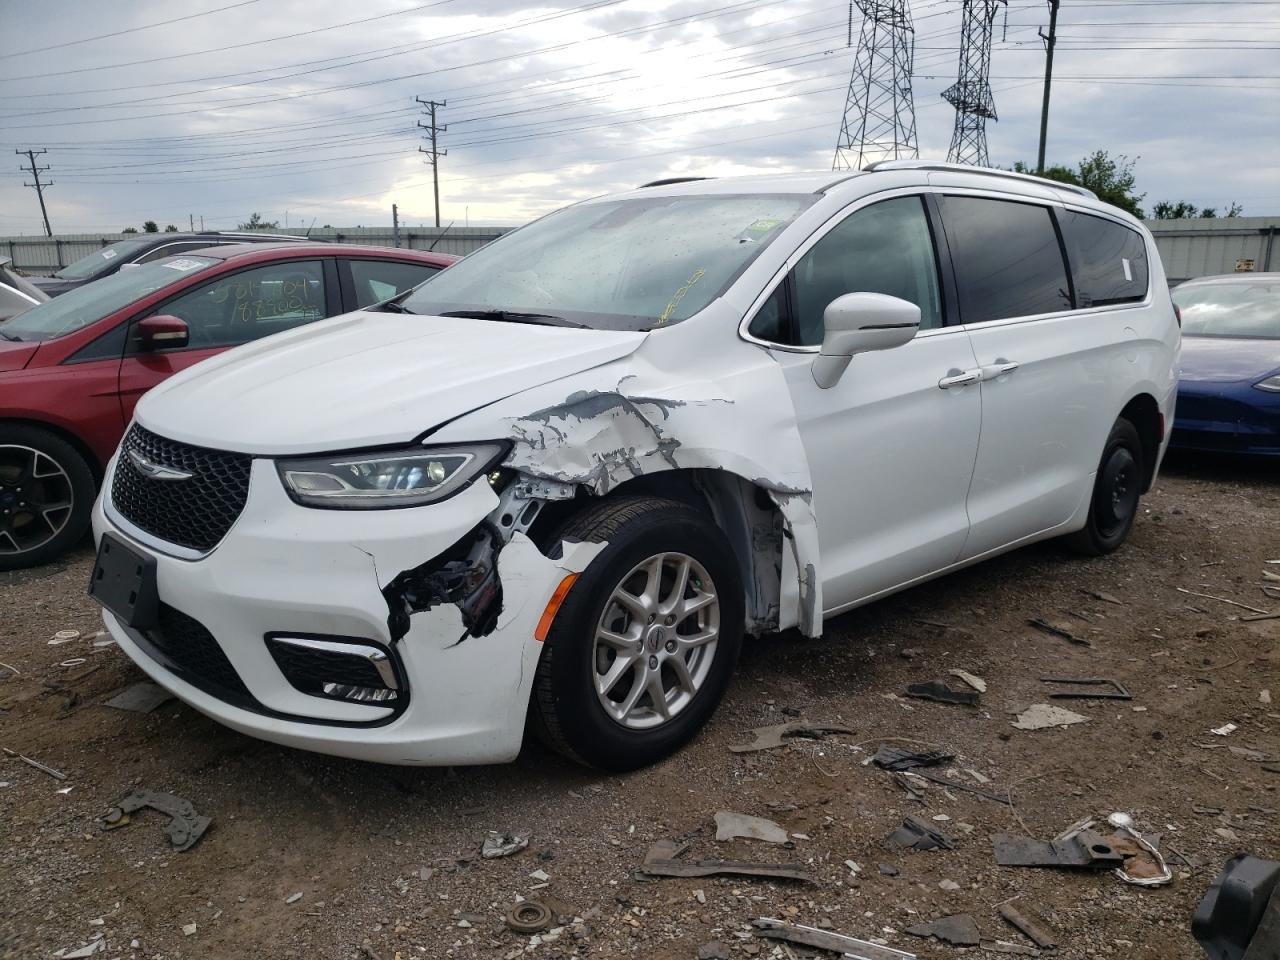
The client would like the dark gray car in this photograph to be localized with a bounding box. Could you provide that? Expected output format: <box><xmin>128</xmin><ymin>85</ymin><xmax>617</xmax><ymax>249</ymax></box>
<box><xmin>0</xmin><ymin>257</ymin><xmax>48</xmax><ymax>322</ymax></box>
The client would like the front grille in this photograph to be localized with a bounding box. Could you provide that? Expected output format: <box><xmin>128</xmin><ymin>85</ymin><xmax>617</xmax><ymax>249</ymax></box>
<box><xmin>140</xmin><ymin>604</ymin><xmax>254</xmax><ymax>705</ymax></box>
<box><xmin>112</xmin><ymin>425</ymin><xmax>251</xmax><ymax>551</ymax></box>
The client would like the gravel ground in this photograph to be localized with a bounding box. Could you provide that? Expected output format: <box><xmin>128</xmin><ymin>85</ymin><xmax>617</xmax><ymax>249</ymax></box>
<box><xmin>1</xmin><ymin>453</ymin><xmax>1277</xmax><ymax>960</ymax></box>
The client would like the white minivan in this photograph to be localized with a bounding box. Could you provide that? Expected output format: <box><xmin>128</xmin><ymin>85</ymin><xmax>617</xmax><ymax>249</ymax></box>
<box><xmin>90</xmin><ymin>162</ymin><xmax>1179</xmax><ymax>771</ymax></box>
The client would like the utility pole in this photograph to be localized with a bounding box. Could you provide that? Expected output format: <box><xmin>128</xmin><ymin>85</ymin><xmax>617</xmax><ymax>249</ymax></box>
<box><xmin>189</xmin><ymin>213</ymin><xmax>195</xmax><ymax>231</ymax></box>
<box><xmin>1036</xmin><ymin>0</ymin><xmax>1060</xmax><ymax>174</ymax></box>
<box><xmin>416</xmin><ymin>98</ymin><xmax>447</xmax><ymax>228</ymax></box>
<box><xmin>833</xmin><ymin>1</ymin><xmax>918</xmax><ymax>171</ymax></box>
<box><xmin>16</xmin><ymin>149</ymin><xmax>53</xmax><ymax>237</ymax></box>
<box><xmin>392</xmin><ymin>203</ymin><xmax>401</xmax><ymax>248</ymax></box>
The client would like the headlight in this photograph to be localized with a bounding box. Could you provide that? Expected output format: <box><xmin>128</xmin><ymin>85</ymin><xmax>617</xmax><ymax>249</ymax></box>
<box><xmin>1255</xmin><ymin>374</ymin><xmax>1280</xmax><ymax>393</ymax></box>
<box><xmin>276</xmin><ymin>442</ymin><xmax>506</xmax><ymax>509</ymax></box>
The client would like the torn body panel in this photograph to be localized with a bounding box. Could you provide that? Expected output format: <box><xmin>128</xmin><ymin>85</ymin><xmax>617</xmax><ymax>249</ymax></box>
<box><xmin>429</xmin><ymin>301</ymin><xmax>823</xmax><ymax>636</ymax></box>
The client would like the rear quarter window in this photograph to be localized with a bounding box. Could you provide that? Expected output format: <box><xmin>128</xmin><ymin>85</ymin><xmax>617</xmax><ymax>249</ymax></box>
<box><xmin>1058</xmin><ymin>211</ymin><xmax>1149</xmax><ymax>307</ymax></box>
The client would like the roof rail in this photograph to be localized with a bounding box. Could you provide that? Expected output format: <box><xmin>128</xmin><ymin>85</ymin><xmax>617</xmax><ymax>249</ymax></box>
<box><xmin>863</xmin><ymin>159</ymin><xmax>1097</xmax><ymax>200</ymax></box>
<box><xmin>638</xmin><ymin>176</ymin><xmax>714</xmax><ymax>188</ymax></box>
<box><xmin>210</xmin><ymin>232</ymin><xmax>312</xmax><ymax>242</ymax></box>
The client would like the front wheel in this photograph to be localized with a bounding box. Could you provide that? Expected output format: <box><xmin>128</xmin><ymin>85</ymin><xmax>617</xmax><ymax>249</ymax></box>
<box><xmin>530</xmin><ymin>497</ymin><xmax>744</xmax><ymax>771</ymax></box>
<box><xmin>1065</xmin><ymin>417</ymin><xmax>1144</xmax><ymax>556</ymax></box>
<box><xmin>0</xmin><ymin>425</ymin><xmax>96</xmax><ymax>572</ymax></box>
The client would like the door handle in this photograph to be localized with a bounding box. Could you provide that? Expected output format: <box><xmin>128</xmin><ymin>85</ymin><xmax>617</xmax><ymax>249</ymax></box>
<box><xmin>938</xmin><ymin>369</ymin><xmax>982</xmax><ymax>389</ymax></box>
<box><xmin>981</xmin><ymin>361</ymin><xmax>1020</xmax><ymax>381</ymax></box>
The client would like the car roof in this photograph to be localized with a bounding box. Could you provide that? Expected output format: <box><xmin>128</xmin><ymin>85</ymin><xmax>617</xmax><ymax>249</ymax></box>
<box><xmin>176</xmin><ymin>242</ymin><xmax>458</xmax><ymax>266</ymax></box>
<box><xmin>1177</xmin><ymin>272</ymin><xmax>1280</xmax><ymax>287</ymax></box>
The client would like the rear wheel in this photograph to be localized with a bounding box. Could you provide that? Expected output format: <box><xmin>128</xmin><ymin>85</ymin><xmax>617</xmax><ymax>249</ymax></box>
<box><xmin>0</xmin><ymin>425</ymin><xmax>95</xmax><ymax>571</ymax></box>
<box><xmin>530</xmin><ymin>497</ymin><xmax>744</xmax><ymax>771</ymax></box>
<box><xmin>1065</xmin><ymin>417</ymin><xmax>1144</xmax><ymax>556</ymax></box>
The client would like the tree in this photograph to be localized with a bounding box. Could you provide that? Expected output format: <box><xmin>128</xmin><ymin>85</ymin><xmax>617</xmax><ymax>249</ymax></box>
<box><xmin>1152</xmin><ymin>200</ymin><xmax>1244</xmax><ymax>220</ymax></box>
<box><xmin>143</xmin><ymin>220</ymin><xmax>159</xmax><ymax>233</ymax></box>
<box><xmin>164</xmin><ymin>224</ymin><xmax>179</xmax><ymax>232</ymax></box>
<box><xmin>1015</xmin><ymin>151</ymin><xmax>1145</xmax><ymax>218</ymax></box>
<box><xmin>122</xmin><ymin>226</ymin><xmax>138</xmax><ymax>234</ymax></box>
<box><xmin>237</xmin><ymin>212</ymin><xmax>280</xmax><ymax>230</ymax></box>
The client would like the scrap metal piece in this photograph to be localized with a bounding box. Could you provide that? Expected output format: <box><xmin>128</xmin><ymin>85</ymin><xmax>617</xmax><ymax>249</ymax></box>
<box><xmin>729</xmin><ymin>721</ymin><xmax>855</xmax><ymax>754</ymax></box>
<box><xmin>998</xmin><ymin>903</ymin><xmax>1057</xmax><ymax>949</ymax></box>
<box><xmin>2</xmin><ymin>746</ymin><xmax>67</xmax><ymax>781</ymax></box>
<box><xmin>992</xmin><ymin>829</ymin><xmax>1124</xmax><ymax>870</ymax></box>
<box><xmin>102</xmin><ymin>789</ymin><xmax>210</xmax><ymax>852</ymax></box>
<box><xmin>908</xmin><ymin>770</ymin><xmax>1013</xmax><ymax>806</ymax></box>
<box><xmin>870</xmin><ymin>745</ymin><xmax>954</xmax><ymax>771</ymax></box>
<box><xmin>639</xmin><ymin>839</ymin><xmax>812</xmax><ymax>882</ymax></box>
<box><xmin>903</xmin><ymin>914</ymin><xmax>980</xmax><ymax>946</ymax></box>
<box><xmin>1027</xmin><ymin>617</ymin><xmax>1091</xmax><ymax>646</ymax></box>
<box><xmin>1039</xmin><ymin>676</ymin><xmax>1132</xmax><ymax>701</ymax></box>
<box><xmin>888</xmin><ymin>815</ymin><xmax>955</xmax><ymax>851</ymax></box>
<box><xmin>714</xmin><ymin>810</ymin><xmax>789</xmax><ymax>844</ymax></box>
<box><xmin>752</xmin><ymin>918</ymin><xmax>917</xmax><ymax>960</ymax></box>
<box><xmin>505</xmin><ymin>900</ymin><xmax>552</xmax><ymax>934</ymax></box>
<box><xmin>482</xmin><ymin>831</ymin><xmax>530</xmax><ymax>859</ymax></box>
<box><xmin>1107</xmin><ymin>812</ymin><xmax>1173</xmax><ymax>887</ymax></box>
<box><xmin>905</xmin><ymin>681</ymin><xmax>979</xmax><ymax>706</ymax></box>
<box><xmin>104</xmin><ymin>682</ymin><xmax>175</xmax><ymax>714</ymax></box>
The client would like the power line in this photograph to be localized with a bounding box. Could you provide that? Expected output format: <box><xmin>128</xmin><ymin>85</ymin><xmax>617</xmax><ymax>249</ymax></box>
<box><xmin>417</xmin><ymin>99</ymin><xmax>447</xmax><ymax>229</ymax></box>
<box><xmin>15</xmin><ymin>149</ymin><xmax>53</xmax><ymax>237</ymax></box>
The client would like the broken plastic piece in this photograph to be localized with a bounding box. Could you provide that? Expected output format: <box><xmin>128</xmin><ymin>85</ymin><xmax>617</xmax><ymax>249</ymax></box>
<box><xmin>949</xmin><ymin>669</ymin><xmax>987</xmax><ymax>693</ymax></box>
<box><xmin>991</xmin><ymin>829</ymin><xmax>1124</xmax><ymax>870</ymax></box>
<box><xmin>888</xmin><ymin>815</ymin><xmax>955</xmax><ymax>851</ymax></box>
<box><xmin>482</xmin><ymin>831</ymin><xmax>530</xmax><ymax>859</ymax></box>
<box><xmin>1192</xmin><ymin>854</ymin><xmax>1280</xmax><ymax>960</ymax></box>
<box><xmin>714</xmin><ymin>810</ymin><xmax>789</xmax><ymax>844</ymax></box>
<box><xmin>728</xmin><ymin>720</ymin><xmax>855</xmax><ymax>753</ymax></box>
<box><xmin>101</xmin><ymin>789</ymin><xmax>210</xmax><ymax>851</ymax></box>
<box><xmin>1010</xmin><ymin>704</ymin><xmax>1089</xmax><ymax>731</ymax></box>
<box><xmin>903</xmin><ymin>914</ymin><xmax>980</xmax><ymax>946</ymax></box>
<box><xmin>870</xmin><ymin>745</ymin><xmax>954</xmax><ymax>771</ymax></box>
<box><xmin>905</xmin><ymin>681</ymin><xmax>979</xmax><ymax>706</ymax></box>
<box><xmin>752</xmin><ymin>918</ymin><xmax>917</xmax><ymax>959</ymax></box>
<box><xmin>104</xmin><ymin>682</ymin><xmax>175</xmax><ymax>714</ymax></box>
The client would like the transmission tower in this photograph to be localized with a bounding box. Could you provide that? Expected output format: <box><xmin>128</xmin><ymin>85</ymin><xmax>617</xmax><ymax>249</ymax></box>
<box><xmin>942</xmin><ymin>0</ymin><xmax>1006</xmax><ymax>167</ymax></box>
<box><xmin>833</xmin><ymin>1</ymin><xmax>918</xmax><ymax>171</ymax></box>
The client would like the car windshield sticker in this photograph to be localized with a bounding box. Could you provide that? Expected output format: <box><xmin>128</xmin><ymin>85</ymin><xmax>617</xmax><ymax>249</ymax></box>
<box><xmin>737</xmin><ymin>218</ymin><xmax>785</xmax><ymax>244</ymax></box>
<box><xmin>1122</xmin><ymin>258</ymin><xmax>1133</xmax><ymax>282</ymax></box>
<box><xmin>656</xmin><ymin>268</ymin><xmax>706</xmax><ymax>325</ymax></box>
<box><xmin>101</xmin><ymin>249</ymin><xmax>117</xmax><ymax>260</ymax></box>
<box><xmin>163</xmin><ymin>258</ymin><xmax>205</xmax><ymax>272</ymax></box>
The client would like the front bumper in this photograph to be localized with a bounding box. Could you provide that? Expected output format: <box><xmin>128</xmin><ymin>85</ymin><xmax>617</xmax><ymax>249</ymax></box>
<box><xmin>1171</xmin><ymin>386</ymin><xmax>1280</xmax><ymax>456</ymax></box>
<box><xmin>92</xmin><ymin>455</ymin><xmax>578</xmax><ymax>765</ymax></box>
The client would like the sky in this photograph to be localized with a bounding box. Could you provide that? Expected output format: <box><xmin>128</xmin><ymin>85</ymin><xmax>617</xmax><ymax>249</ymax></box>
<box><xmin>1</xmin><ymin>0</ymin><xmax>1278</xmax><ymax>235</ymax></box>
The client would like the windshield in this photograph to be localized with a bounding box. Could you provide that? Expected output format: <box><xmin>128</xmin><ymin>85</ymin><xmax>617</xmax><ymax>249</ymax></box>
<box><xmin>54</xmin><ymin>237</ymin><xmax>157</xmax><ymax>281</ymax></box>
<box><xmin>0</xmin><ymin>256</ymin><xmax>217</xmax><ymax>342</ymax></box>
<box><xmin>400</xmin><ymin>192</ymin><xmax>815</xmax><ymax>330</ymax></box>
<box><xmin>1174</xmin><ymin>282</ymin><xmax>1280</xmax><ymax>339</ymax></box>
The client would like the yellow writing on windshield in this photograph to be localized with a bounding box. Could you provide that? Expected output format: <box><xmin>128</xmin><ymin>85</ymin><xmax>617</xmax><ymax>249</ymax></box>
<box><xmin>656</xmin><ymin>268</ymin><xmax>706</xmax><ymax>325</ymax></box>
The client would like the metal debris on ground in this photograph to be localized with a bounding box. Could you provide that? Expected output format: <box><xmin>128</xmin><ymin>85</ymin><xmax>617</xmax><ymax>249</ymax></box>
<box><xmin>905</xmin><ymin>680</ymin><xmax>979</xmax><ymax>706</ymax></box>
<box><xmin>1176</xmin><ymin>586</ymin><xmax>1270</xmax><ymax>615</ymax></box>
<box><xmin>3</xmin><ymin>746</ymin><xmax>67</xmax><ymax>780</ymax></box>
<box><xmin>638</xmin><ymin>838</ymin><xmax>813</xmax><ymax>883</ymax></box>
<box><xmin>59</xmin><ymin>939</ymin><xmax>104</xmax><ymax>958</ymax></box>
<box><xmin>903</xmin><ymin>914</ymin><xmax>980</xmax><ymax>946</ymax></box>
<box><xmin>1211</xmin><ymin>723</ymin><xmax>1238</xmax><ymax>736</ymax></box>
<box><xmin>1082</xmin><ymin>589</ymin><xmax>1124</xmax><ymax>605</ymax></box>
<box><xmin>482</xmin><ymin>831</ymin><xmax>530</xmax><ymax>859</ymax></box>
<box><xmin>101</xmin><ymin>789</ymin><xmax>211</xmax><ymax>852</ymax></box>
<box><xmin>1039</xmin><ymin>676</ymin><xmax>1132</xmax><ymax>700</ymax></box>
<box><xmin>950</xmin><ymin>669</ymin><xmax>987</xmax><ymax>693</ymax></box>
<box><xmin>1107</xmin><ymin>812</ymin><xmax>1173</xmax><ymax>886</ymax></box>
<box><xmin>1027</xmin><ymin>617</ymin><xmax>1091</xmax><ymax>646</ymax></box>
<box><xmin>991</xmin><ymin>828</ymin><xmax>1124</xmax><ymax>870</ymax></box>
<box><xmin>285</xmin><ymin>892</ymin><xmax>303</xmax><ymax>904</ymax></box>
<box><xmin>713</xmin><ymin>810</ymin><xmax>789</xmax><ymax>844</ymax></box>
<box><xmin>728</xmin><ymin>720</ymin><xmax>855</xmax><ymax>753</ymax></box>
<box><xmin>870</xmin><ymin>745</ymin><xmax>954</xmax><ymax>771</ymax></box>
<box><xmin>103</xmin><ymin>682</ymin><xmax>175</xmax><ymax>714</ymax></box>
<box><xmin>505</xmin><ymin>900</ymin><xmax>552</xmax><ymax>934</ymax></box>
<box><xmin>981</xmin><ymin>942</ymin><xmax>1042</xmax><ymax>957</ymax></box>
<box><xmin>998</xmin><ymin>902</ymin><xmax>1057</xmax><ymax>949</ymax></box>
<box><xmin>1010</xmin><ymin>704</ymin><xmax>1089</xmax><ymax>731</ymax></box>
<box><xmin>888</xmin><ymin>815</ymin><xmax>955</xmax><ymax>851</ymax></box>
<box><xmin>752</xmin><ymin>918</ymin><xmax>917</xmax><ymax>960</ymax></box>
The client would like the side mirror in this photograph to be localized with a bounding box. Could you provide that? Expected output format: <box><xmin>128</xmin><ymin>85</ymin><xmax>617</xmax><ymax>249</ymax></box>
<box><xmin>136</xmin><ymin>314</ymin><xmax>189</xmax><ymax>350</ymax></box>
<box><xmin>812</xmin><ymin>292</ymin><xmax>920</xmax><ymax>389</ymax></box>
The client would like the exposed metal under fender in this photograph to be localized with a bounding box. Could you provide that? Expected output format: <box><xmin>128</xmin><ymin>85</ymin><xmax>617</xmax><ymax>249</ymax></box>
<box><xmin>428</xmin><ymin>320</ymin><xmax>824</xmax><ymax>636</ymax></box>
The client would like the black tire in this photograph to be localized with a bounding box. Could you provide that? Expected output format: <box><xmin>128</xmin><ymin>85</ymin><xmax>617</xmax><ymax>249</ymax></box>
<box><xmin>530</xmin><ymin>496</ymin><xmax>744</xmax><ymax>772</ymax></box>
<box><xmin>0</xmin><ymin>424</ymin><xmax>96</xmax><ymax>572</ymax></box>
<box><xmin>1065</xmin><ymin>417</ymin><xmax>1144</xmax><ymax>557</ymax></box>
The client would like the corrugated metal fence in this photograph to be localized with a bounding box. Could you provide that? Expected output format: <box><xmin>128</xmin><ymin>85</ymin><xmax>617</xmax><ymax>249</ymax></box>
<box><xmin>0</xmin><ymin>226</ymin><xmax>515</xmax><ymax>276</ymax></box>
<box><xmin>1148</xmin><ymin>217</ymin><xmax>1280</xmax><ymax>285</ymax></box>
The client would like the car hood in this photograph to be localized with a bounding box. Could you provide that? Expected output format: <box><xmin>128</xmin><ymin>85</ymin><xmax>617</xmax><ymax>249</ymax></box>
<box><xmin>0</xmin><ymin>338</ymin><xmax>39</xmax><ymax>372</ymax></box>
<box><xmin>1179</xmin><ymin>336</ymin><xmax>1280</xmax><ymax>384</ymax></box>
<box><xmin>136</xmin><ymin>311</ymin><xmax>648</xmax><ymax>455</ymax></box>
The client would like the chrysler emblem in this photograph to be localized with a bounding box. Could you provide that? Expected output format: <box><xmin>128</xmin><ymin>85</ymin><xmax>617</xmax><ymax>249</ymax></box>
<box><xmin>127</xmin><ymin>448</ymin><xmax>193</xmax><ymax>481</ymax></box>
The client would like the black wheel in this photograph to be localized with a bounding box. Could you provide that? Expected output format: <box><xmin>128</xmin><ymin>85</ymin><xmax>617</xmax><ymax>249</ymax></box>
<box><xmin>530</xmin><ymin>496</ymin><xmax>744</xmax><ymax>771</ymax></box>
<box><xmin>1065</xmin><ymin>418</ymin><xmax>1144</xmax><ymax>557</ymax></box>
<box><xmin>0</xmin><ymin>425</ymin><xmax>96</xmax><ymax>572</ymax></box>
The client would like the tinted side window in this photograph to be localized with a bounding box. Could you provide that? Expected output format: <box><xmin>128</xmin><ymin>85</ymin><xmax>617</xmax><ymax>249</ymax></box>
<box><xmin>1058</xmin><ymin>212</ymin><xmax>1148</xmax><ymax>307</ymax></box>
<box><xmin>749</xmin><ymin>196</ymin><xmax>942</xmax><ymax>346</ymax></box>
<box><xmin>349</xmin><ymin>259</ymin><xmax>440</xmax><ymax>308</ymax></box>
<box><xmin>942</xmin><ymin>196</ymin><xmax>1072</xmax><ymax>323</ymax></box>
<box><xmin>153</xmin><ymin>260</ymin><xmax>327</xmax><ymax>350</ymax></box>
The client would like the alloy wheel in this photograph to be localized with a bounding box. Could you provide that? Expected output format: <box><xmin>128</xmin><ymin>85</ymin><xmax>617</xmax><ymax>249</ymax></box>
<box><xmin>0</xmin><ymin>445</ymin><xmax>75</xmax><ymax>556</ymax></box>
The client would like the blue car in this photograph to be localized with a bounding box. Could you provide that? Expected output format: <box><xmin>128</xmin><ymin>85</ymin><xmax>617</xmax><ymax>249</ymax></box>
<box><xmin>1171</xmin><ymin>273</ymin><xmax>1280</xmax><ymax>455</ymax></box>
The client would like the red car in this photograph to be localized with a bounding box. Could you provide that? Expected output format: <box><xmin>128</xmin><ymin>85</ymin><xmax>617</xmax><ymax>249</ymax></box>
<box><xmin>0</xmin><ymin>243</ymin><xmax>456</xmax><ymax>570</ymax></box>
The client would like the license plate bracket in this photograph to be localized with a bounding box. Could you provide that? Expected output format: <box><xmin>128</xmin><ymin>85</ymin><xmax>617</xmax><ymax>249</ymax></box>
<box><xmin>88</xmin><ymin>533</ymin><xmax>159</xmax><ymax>630</ymax></box>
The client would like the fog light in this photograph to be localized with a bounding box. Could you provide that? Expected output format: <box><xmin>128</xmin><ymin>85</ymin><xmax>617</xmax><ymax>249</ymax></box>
<box><xmin>322</xmin><ymin>682</ymin><xmax>398</xmax><ymax>703</ymax></box>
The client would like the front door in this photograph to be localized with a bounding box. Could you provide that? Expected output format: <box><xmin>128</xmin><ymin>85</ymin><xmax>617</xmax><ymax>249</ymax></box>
<box><xmin>117</xmin><ymin>259</ymin><xmax>331</xmax><ymax>423</ymax></box>
<box><xmin>748</xmin><ymin>195</ymin><xmax>983</xmax><ymax>612</ymax></box>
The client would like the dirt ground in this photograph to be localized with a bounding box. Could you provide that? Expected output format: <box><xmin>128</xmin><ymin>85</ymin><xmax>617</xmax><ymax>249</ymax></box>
<box><xmin>2</xmin><ymin>453</ymin><xmax>1277</xmax><ymax>960</ymax></box>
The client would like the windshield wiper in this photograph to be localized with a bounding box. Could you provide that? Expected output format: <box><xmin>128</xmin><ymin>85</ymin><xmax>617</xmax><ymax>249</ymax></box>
<box><xmin>376</xmin><ymin>299</ymin><xmax>416</xmax><ymax>314</ymax></box>
<box><xmin>0</xmin><ymin>328</ymin><xmax>20</xmax><ymax>341</ymax></box>
<box><xmin>438</xmin><ymin>309</ymin><xmax>588</xmax><ymax>329</ymax></box>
